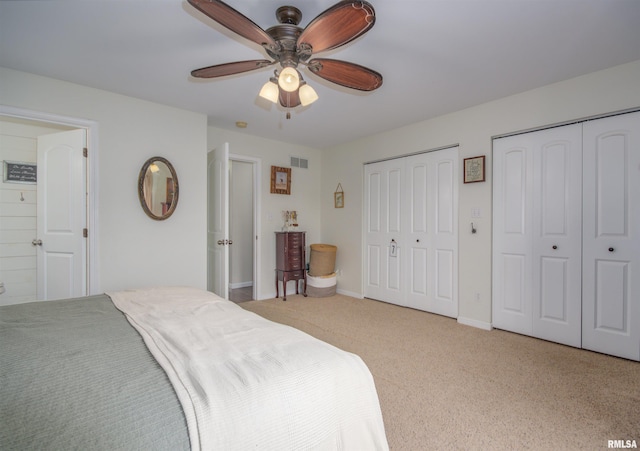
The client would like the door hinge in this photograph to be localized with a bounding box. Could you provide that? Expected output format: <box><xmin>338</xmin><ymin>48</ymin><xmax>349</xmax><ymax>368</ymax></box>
<box><xmin>83</xmin><ymin>228</ymin><xmax>88</xmax><ymax>238</ymax></box>
<box><xmin>83</xmin><ymin>148</ymin><xmax>88</xmax><ymax>158</ymax></box>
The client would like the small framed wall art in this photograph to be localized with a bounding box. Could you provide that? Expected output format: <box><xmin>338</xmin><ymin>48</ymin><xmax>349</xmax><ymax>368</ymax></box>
<box><xmin>463</xmin><ymin>155</ymin><xmax>486</xmax><ymax>183</ymax></box>
<box><xmin>334</xmin><ymin>183</ymin><xmax>344</xmax><ymax>208</ymax></box>
<box><xmin>270</xmin><ymin>166</ymin><xmax>291</xmax><ymax>194</ymax></box>
<box><xmin>3</xmin><ymin>160</ymin><xmax>37</xmax><ymax>184</ymax></box>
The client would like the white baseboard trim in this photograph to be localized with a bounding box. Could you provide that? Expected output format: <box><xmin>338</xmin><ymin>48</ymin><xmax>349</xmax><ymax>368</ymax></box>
<box><xmin>336</xmin><ymin>288</ymin><xmax>364</xmax><ymax>299</ymax></box>
<box><xmin>457</xmin><ymin>316</ymin><xmax>493</xmax><ymax>331</ymax></box>
<box><xmin>230</xmin><ymin>282</ymin><xmax>253</xmax><ymax>289</ymax></box>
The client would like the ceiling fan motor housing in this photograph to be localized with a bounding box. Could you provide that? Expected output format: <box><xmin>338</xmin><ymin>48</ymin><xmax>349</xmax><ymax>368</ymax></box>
<box><xmin>266</xmin><ymin>5</ymin><xmax>310</xmax><ymax>68</ymax></box>
<box><xmin>275</xmin><ymin>6</ymin><xmax>302</xmax><ymax>25</ymax></box>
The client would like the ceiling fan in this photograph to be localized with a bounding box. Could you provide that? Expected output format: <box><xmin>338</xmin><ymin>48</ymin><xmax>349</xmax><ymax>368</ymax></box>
<box><xmin>187</xmin><ymin>0</ymin><xmax>383</xmax><ymax>116</ymax></box>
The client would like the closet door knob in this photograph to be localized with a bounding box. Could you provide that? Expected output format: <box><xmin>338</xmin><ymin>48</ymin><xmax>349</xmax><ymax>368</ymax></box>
<box><xmin>609</xmin><ymin>247</ymin><xmax>615</xmax><ymax>252</ymax></box>
<box><xmin>552</xmin><ymin>245</ymin><xmax>558</xmax><ymax>250</ymax></box>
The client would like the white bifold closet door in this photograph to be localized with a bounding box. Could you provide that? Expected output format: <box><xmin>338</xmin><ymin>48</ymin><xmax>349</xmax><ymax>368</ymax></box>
<box><xmin>493</xmin><ymin>111</ymin><xmax>640</xmax><ymax>361</ymax></box>
<box><xmin>582</xmin><ymin>112</ymin><xmax>640</xmax><ymax>361</ymax></box>
<box><xmin>364</xmin><ymin>147</ymin><xmax>458</xmax><ymax>318</ymax></box>
<box><xmin>493</xmin><ymin>124</ymin><xmax>583</xmax><ymax>347</ymax></box>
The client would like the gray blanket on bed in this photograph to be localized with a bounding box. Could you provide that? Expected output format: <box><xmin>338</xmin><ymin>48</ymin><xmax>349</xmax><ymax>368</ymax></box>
<box><xmin>0</xmin><ymin>295</ymin><xmax>190</xmax><ymax>451</ymax></box>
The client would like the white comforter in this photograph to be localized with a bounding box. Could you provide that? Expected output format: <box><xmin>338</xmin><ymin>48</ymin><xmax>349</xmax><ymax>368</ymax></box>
<box><xmin>109</xmin><ymin>287</ymin><xmax>388</xmax><ymax>451</ymax></box>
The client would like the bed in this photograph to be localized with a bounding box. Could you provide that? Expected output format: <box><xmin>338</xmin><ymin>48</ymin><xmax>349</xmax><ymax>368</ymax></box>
<box><xmin>0</xmin><ymin>286</ymin><xmax>388</xmax><ymax>450</ymax></box>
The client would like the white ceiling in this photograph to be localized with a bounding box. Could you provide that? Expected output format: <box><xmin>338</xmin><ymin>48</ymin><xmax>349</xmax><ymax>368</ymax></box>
<box><xmin>1</xmin><ymin>0</ymin><xmax>640</xmax><ymax>149</ymax></box>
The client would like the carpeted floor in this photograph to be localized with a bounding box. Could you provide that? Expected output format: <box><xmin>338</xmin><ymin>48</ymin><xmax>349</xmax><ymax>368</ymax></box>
<box><xmin>241</xmin><ymin>294</ymin><xmax>640</xmax><ymax>451</ymax></box>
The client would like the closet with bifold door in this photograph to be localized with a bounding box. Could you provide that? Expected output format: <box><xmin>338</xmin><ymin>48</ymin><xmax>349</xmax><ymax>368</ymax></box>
<box><xmin>492</xmin><ymin>111</ymin><xmax>640</xmax><ymax>361</ymax></box>
<box><xmin>364</xmin><ymin>146</ymin><xmax>459</xmax><ymax>318</ymax></box>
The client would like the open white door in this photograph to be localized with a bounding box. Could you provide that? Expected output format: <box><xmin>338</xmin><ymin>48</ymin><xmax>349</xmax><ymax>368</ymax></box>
<box><xmin>207</xmin><ymin>143</ymin><xmax>229</xmax><ymax>299</ymax></box>
<box><xmin>36</xmin><ymin>129</ymin><xmax>87</xmax><ymax>301</ymax></box>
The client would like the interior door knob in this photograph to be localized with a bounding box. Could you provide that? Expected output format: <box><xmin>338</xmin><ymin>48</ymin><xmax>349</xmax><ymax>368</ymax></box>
<box><xmin>609</xmin><ymin>247</ymin><xmax>615</xmax><ymax>252</ymax></box>
<box><xmin>217</xmin><ymin>240</ymin><xmax>224</xmax><ymax>245</ymax></box>
<box><xmin>552</xmin><ymin>245</ymin><xmax>558</xmax><ymax>250</ymax></box>
<box><xmin>32</xmin><ymin>239</ymin><xmax>43</xmax><ymax>246</ymax></box>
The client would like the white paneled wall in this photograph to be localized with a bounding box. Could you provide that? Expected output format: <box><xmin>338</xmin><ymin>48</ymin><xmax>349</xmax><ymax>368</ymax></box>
<box><xmin>0</xmin><ymin>118</ymin><xmax>72</xmax><ymax>305</ymax></box>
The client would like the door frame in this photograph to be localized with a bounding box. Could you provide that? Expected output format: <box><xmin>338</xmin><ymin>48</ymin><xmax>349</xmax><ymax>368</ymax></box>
<box><xmin>0</xmin><ymin>105</ymin><xmax>99</xmax><ymax>295</ymax></box>
<box><xmin>229</xmin><ymin>153</ymin><xmax>261</xmax><ymax>301</ymax></box>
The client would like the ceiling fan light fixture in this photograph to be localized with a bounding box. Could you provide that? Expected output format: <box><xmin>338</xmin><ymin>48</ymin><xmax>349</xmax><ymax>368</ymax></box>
<box><xmin>278</xmin><ymin>67</ymin><xmax>300</xmax><ymax>92</ymax></box>
<box><xmin>259</xmin><ymin>79</ymin><xmax>279</xmax><ymax>103</ymax></box>
<box><xmin>299</xmin><ymin>83</ymin><xmax>318</xmax><ymax>106</ymax></box>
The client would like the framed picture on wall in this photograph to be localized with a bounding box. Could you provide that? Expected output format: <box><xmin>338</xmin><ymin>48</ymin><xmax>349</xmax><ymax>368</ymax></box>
<box><xmin>270</xmin><ymin>166</ymin><xmax>291</xmax><ymax>194</ymax></box>
<box><xmin>463</xmin><ymin>155</ymin><xmax>486</xmax><ymax>183</ymax></box>
<box><xmin>334</xmin><ymin>183</ymin><xmax>344</xmax><ymax>208</ymax></box>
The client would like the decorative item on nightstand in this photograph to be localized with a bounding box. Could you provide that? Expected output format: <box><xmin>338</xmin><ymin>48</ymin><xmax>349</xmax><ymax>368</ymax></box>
<box><xmin>275</xmin><ymin>231</ymin><xmax>307</xmax><ymax>301</ymax></box>
<box><xmin>282</xmin><ymin>210</ymin><xmax>298</xmax><ymax>231</ymax></box>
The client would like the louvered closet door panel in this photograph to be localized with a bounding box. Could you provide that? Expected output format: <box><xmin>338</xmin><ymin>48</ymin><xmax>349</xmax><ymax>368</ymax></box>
<box><xmin>582</xmin><ymin>111</ymin><xmax>640</xmax><ymax>361</ymax></box>
<box><xmin>531</xmin><ymin>124</ymin><xmax>583</xmax><ymax>347</ymax></box>
<box><xmin>493</xmin><ymin>137</ymin><xmax>534</xmax><ymax>336</ymax></box>
<box><xmin>364</xmin><ymin>160</ymin><xmax>405</xmax><ymax>305</ymax></box>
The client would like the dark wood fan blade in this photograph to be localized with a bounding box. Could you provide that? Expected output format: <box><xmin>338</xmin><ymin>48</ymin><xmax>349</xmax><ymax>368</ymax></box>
<box><xmin>191</xmin><ymin>60</ymin><xmax>273</xmax><ymax>78</ymax></box>
<box><xmin>188</xmin><ymin>0</ymin><xmax>276</xmax><ymax>48</ymax></box>
<box><xmin>308</xmin><ymin>58</ymin><xmax>382</xmax><ymax>91</ymax></box>
<box><xmin>297</xmin><ymin>1</ymin><xmax>375</xmax><ymax>54</ymax></box>
<box><xmin>279</xmin><ymin>87</ymin><xmax>301</xmax><ymax>108</ymax></box>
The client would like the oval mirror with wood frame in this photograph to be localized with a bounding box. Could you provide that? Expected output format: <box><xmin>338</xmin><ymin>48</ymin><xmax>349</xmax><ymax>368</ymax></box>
<box><xmin>138</xmin><ymin>156</ymin><xmax>179</xmax><ymax>220</ymax></box>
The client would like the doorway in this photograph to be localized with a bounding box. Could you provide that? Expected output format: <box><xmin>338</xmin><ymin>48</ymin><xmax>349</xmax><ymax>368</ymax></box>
<box><xmin>0</xmin><ymin>107</ymin><xmax>97</xmax><ymax>305</ymax></box>
<box><xmin>229</xmin><ymin>159</ymin><xmax>255</xmax><ymax>302</ymax></box>
<box><xmin>206</xmin><ymin>145</ymin><xmax>261</xmax><ymax>302</ymax></box>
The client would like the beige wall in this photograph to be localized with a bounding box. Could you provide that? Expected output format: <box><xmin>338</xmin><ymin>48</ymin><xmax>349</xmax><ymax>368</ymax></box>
<box><xmin>321</xmin><ymin>59</ymin><xmax>640</xmax><ymax>328</ymax></box>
